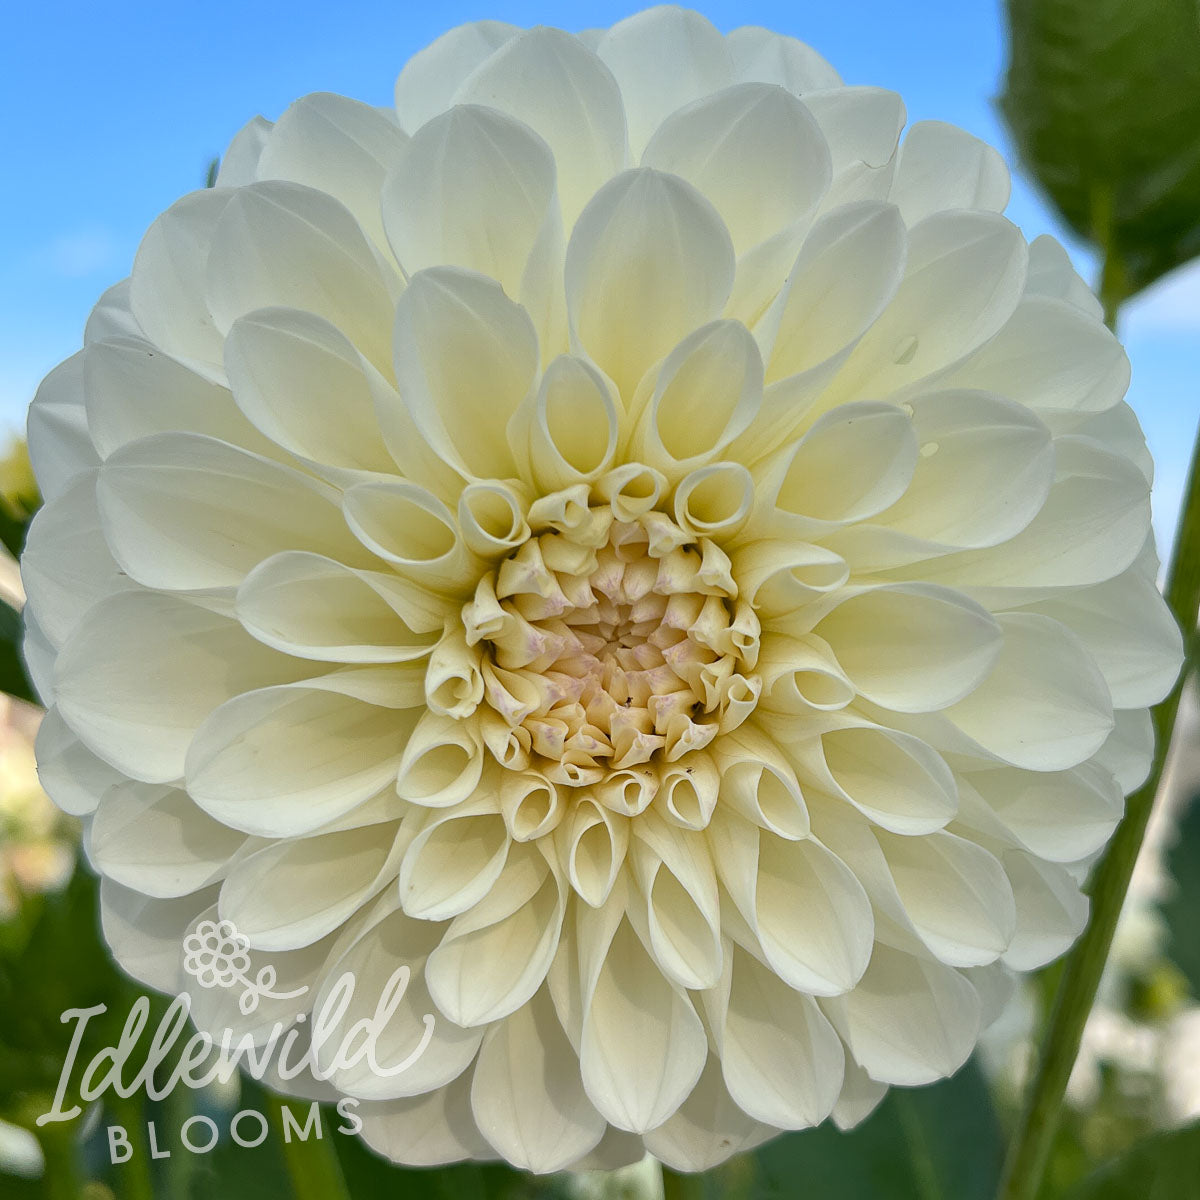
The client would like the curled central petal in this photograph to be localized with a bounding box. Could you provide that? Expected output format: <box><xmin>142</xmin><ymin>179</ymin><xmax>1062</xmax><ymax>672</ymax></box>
<box><xmin>463</xmin><ymin>504</ymin><xmax>761</xmax><ymax>786</ymax></box>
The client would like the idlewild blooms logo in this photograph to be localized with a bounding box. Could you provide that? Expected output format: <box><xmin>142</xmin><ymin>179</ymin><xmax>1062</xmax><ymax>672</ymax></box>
<box><xmin>37</xmin><ymin>919</ymin><xmax>436</xmax><ymax>1164</ymax></box>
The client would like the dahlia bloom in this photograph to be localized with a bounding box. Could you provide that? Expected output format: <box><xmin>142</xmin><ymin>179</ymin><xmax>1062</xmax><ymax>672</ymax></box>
<box><xmin>23</xmin><ymin>5</ymin><xmax>1182</xmax><ymax>1174</ymax></box>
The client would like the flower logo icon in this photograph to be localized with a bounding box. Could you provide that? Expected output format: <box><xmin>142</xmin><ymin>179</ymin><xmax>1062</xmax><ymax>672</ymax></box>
<box><xmin>183</xmin><ymin>919</ymin><xmax>252</xmax><ymax>991</ymax></box>
<box><xmin>182</xmin><ymin>919</ymin><xmax>307</xmax><ymax>1015</ymax></box>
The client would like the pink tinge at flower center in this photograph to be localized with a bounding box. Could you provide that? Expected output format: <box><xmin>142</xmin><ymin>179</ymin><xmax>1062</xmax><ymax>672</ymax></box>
<box><xmin>463</xmin><ymin>505</ymin><xmax>762</xmax><ymax>788</ymax></box>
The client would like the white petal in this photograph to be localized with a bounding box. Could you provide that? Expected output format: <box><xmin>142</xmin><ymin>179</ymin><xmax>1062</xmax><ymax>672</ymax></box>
<box><xmin>874</xmin><ymin>829</ymin><xmax>1016</xmax><ymax>967</ymax></box>
<box><xmin>186</xmin><ymin>676</ymin><xmax>420</xmax><ymax>836</ymax></box>
<box><xmin>97</xmin><ymin>433</ymin><xmax>368</xmax><ymax>592</ymax></box>
<box><xmin>426</xmin><ymin>846</ymin><xmax>565</xmax><ymax>1026</ymax></box>
<box><xmin>644</xmin><ymin>1051</ymin><xmax>776</xmax><ymax>1172</ymax></box>
<box><xmin>1025</xmin><ymin>234</ymin><xmax>1103</xmax><ymax>319</ymax></box>
<box><xmin>99</xmin><ymin>878</ymin><xmax>216</xmax><ymax>991</ymax></box>
<box><xmin>821</xmin><ymin>946</ymin><xmax>980</xmax><ymax>1085</ymax></box>
<box><xmin>565</xmin><ymin>168</ymin><xmax>734</xmax><ymax>401</ymax></box>
<box><xmin>934</xmin><ymin>295</ymin><xmax>1128</xmax><ymax>417</ymax></box>
<box><xmin>454</xmin><ymin>27</ymin><xmax>629</xmax><ymax>226</ymax></box>
<box><xmin>382</xmin><ymin>104</ymin><xmax>558</xmax><ymax>301</ymax></box>
<box><xmin>91</xmin><ymin>781</ymin><xmax>244</xmax><ymax>898</ymax></box>
<box><xmin>923</xmin><ymin>437</ymin><xmax>1151</xmax><ymax>591</ymax></box>
<box><xmin>470</xmin><ymin>987</ymin><xmax>605</xmax><ymax>1173</ymax></box>
<box><xmin>829</xmin><ymin>210</ymin><xmax>1027</xmax><ymax>405</ymax></box>
<box><xmin>84</xmin><ymin>336</ymin><xmax>272</xmax><ymax>460</ymax></box>
<box><xmin>394</xmin><ymin>19</ymin><xmax>520</xmax><ymax>133</ymax></box>
<box><xmin>237</xmin><ymin>552</ymin><xmax>441</xmax><ymax>663</ymax></box>
<box><xmin>224</xmin><ymin>307</ymin><xmax>398</xmax><ymax>475</ymax></box>
<box><xmin>963</xmin><ymin>763</ymin><xmax>1122</xmax><ymax>863</ymax></box>
<box><xmin>391</xmin><ymin>267</ymin><xmax>539</xmax><ymax>480</ymax></box>
<box><xmin>727</xmin><ymin>25</ymin><xmax>841</xmax><ymax>92</ymax></box>
<box><xmin>315</xmin><ymin>906</ymin><xmax>483</xmax><ymax>1100</ymax></box>
<box><xmin>579</xmin><ymin>911</ymin><xmax>707</xmax><ymax>1131</ymax></box>
<box><xmin>359</xmin><ymin>1073</ymin><xmax>492</xmax><ymax>1166</ymax></box>
<box><xmin>54</xmin><ymin>590</ymin><xmax>303</xmax><ymax>783</ymax></box>
<box><xmin>1095</xmin><ymin>707</ymin><xmax>1154</xmax><ymax>794</ymax></box>
<box><xmin>790</xmin><ymin>725</ymin><xmax>959</xmax><ymax>835</ymax></box>
<box><xmin>719</xmin><ymin>946</ymin><xmax>845</xmax><ymax>1128</ymax></box>
<box><xmin>205</xmin><ymin>181</ymin><xmax>397</xmax><ymax>373</ymax></box>
<box><xmin>34</xmin><ymin>705</ymin><xmax>125</xmax><ymax>816</ymax></box>
<box><xmin>943</xmin><ymin>613</ymin><xmax>1114</xmax><ymax>772</ymax></box>
<box><xmin>813</xmin><ymin>583</ymin><xmax>1003</xmax><ymax>712</ymax></box>
<box><xmin>596</xmin><ymin>7</ymin><xmax>733</xmax><ymax>158</ymax></box>
<box><xmin>801</xmin><ymin>87</ymin><xmax>906</xmax><ymax>208</ymax></box>
<box><xmin>84</xmin><ymin>278</ymin><xmax>142</xmax><ymax>344</ymax></box>
<box><xmin>643</xmin><ymin>83</ymin><xmax>831</xmax><ymax>256</ymax></box>
<box><xmin>215</xmin><ymin>114</ymin><xmax>273</xmax><ymax>186</ymax></box>
<box><xmin>1018</xmin><ymin>569</ymin><xmax>1182</xmax><ymax>708</ymax></box>
<box><xmin>27</xmin><ymin>353</ymin><xmax>99</xmax><ymax>504</ymax></box>
<box><xmin>831</xmin><ymin>1056</ymin><xmax>888</xmax><ymax>1130</ymax></box>
<box><xmin>129</xmin><ymin>188</ymin><xmax>233</xmax><ymax>367</ymax></box>
<box><xmin>1002</xmin><ymin>850</ymin><xmax>1089</xmax><ymax>971</ymax></box>
<box><xmin>20</xmin><ymin>472</ymin><xmax>127</xmax><ymax>648</ymax></box>
<box><xmin>219</xmin><ymin>822</ymin><xmax>402</xmax><ymax>950</ymax></box>
<box><xmin>257</xmin><ymin>93</ymin><xmax>408</xmax><ymax>248</ymax></box>
<box><xmin>890</xmin><ymin>121</ymin><xmax>1010</xmax><ymax>224</ymax></box>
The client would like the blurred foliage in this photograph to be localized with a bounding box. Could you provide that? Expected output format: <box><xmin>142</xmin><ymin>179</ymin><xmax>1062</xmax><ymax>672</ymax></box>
<box><xmin>1162</xmin><ymin>796</ymin><xmax>1200</xmax><ymax>998</ymax></box>
<box><xmin>693</xmin><ymin>1062</ymin><xmax>1003</xmax><ymax>1200</ymax></box>
<box><xmin>1001</xmin><ymin>0</ymin><xmax>1200</xmax><ymax>314</ymax></box>
<box><xmin>1063</xmin><ymin>1121</ymin><xmax>1200</xmax><ymax>1199</ymax></box>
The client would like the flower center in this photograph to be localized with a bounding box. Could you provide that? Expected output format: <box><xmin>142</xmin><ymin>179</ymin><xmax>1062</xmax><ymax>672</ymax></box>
<box><xmin>463</xmin><ymin>503</ymin><xmax>761</xmax><ymax>787</ymax></box>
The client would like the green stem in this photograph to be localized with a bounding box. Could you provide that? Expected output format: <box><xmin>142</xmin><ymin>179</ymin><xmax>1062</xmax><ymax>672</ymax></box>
<box><xmin>106</xmin><ymin>1093</ymin><xmax>155</xmax><ymax>1200</ymax></box>
<box><xmin>265</xmin><ymin>1094</ymin><xmax>352</xmax><ymax>1200</ymax></box>
<box><xmin>662</xmin><ymin>1163</ymin><xmax>706</xmax><ymax>1200</ymax></box>
<box><xmin>31</xmin><ymin>1122</ymin><xmax>80</xmax><ymax>1200</ymax></box>
<box><xmin>996</xmin><ymin>414</ymin><xmax>1200</xmax><ymax>1200</ymax></box>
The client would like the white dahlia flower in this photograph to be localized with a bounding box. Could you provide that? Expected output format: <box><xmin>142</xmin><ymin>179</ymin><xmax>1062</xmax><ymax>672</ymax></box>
<box><xmin>22</xmin><ymin>5</ymin><xmax>1182</xmax><ymax>1175</ymax></box>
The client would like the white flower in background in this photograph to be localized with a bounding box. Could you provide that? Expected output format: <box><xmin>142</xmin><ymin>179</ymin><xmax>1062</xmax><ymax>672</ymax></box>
<box><xmin>21</xmin><ymin>4</ymin><xmax>1183</xmax><ymax>1175</ymax></box>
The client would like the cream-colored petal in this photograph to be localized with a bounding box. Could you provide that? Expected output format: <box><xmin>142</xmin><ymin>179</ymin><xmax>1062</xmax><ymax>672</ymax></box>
<box><xmin>34</xmin><ymin>705</ymin><xmax>125</xmax><ymax>816</ymax></box>
<box><xmin>426</xmin><ymin>845</ymin><xmax>565</xmax><ymax>1026</ymax></box>
<box><xmin>565</xmin><ymin>168</ymin><xmax>735</xmax><ymax>401</ymax></box>
<box><xmin>644</xmin><ymin>1051</ymin><xmax>776</xmax><ymax>1171</ymax></box>
<box><xmin>20</xmin><ymin>472</ymin><xmax>128</xmax><ymax>648</ymax></box>
<box><xmin>54</xmin><ymin>589</ymin><xmax>305</xmax><ymax>783</ymax></box>
<box><xmin>91</xmin><ymin>780</ymin><xmax>245</xmax><ymax>898</ymax></box>
<box><xmin>205</xmin><ymin>180</ymin><xmax>398</xmax><ymax>373</ymax></box>
<box><xmin>812</xmin><ymin>583</ymin><xmax>1003</xmax><ymax>713</ymax></box>
<box><xmin>942</xmin><ymin>613</ymin><xmax>1114</xmax><ymax>772</ymax></box>
<box><xmin>257</xmin><ymin>92</ymin><xmax>408</xmax><ymax>249</ymax></box>
<box><xmin>390</xmin><ymin>267</ymin><xmax>539</xmax><ymax>480</ymax></box>
<box><xmin>726</xmin><ymin>25</ymin><xmax>841</xmax><ymax>92</ymax></box>
<box><xmin>1001</xmin><ymin>850</ymin><xmax>1089</xmax><ymax>971</ymax></box>
<box><xmin>801</xmin><ymin>87</ymin><xmax>906</xmax><ymax>209</ymax></box>
<box><xmin>218</xmin><ymin>822</ymin><xmax>403</xmax><ymax>950</ymax></box>
<box><xmin>578</xmin><ymin>914</ymin><xmax>707</xmax><ymax>1132</ymax></box>
<box><xmin>596</xmin><ymin>6</ymin><xmax>733</xmax><ymax>158</ymax></box>
<box><xmin>821</xmin><ymin>946</ymin><xmax>980</xmax><ymax>1086</ymax></box>
<box><xmin>1025</xmin><ymin>233</ymin><xmax>1103</xmax><ymax>319</ymax></box>
<box><xmin>889</xmin><ymin>120</ymin><xmax>1009</xmax><ymax>224</ymax></box>
<box><xmin>129</xmin><ymin>188</ymin><xmax>233</xmax><ymax>368</ymax></box>
<box><xmin>382</xmin><ymin>104</ymin><xmax>558</xmax><ymax>301</ymax></box>
<box><xmin>643</xmin><ymin>83</ymin><xmax>831</xmax><ymax>256</ymax></box>
<box><xmin>186</xmin><ymin>676</ymin><xmax>420</xmax><ymax>836</ymax></box>
<box><xmin>99</xmin><ymin>878</ymin><xmax>216</xmax><ymax>992</ymax></box>
<box><xmin>84</xmin><ymin>336</ymin><xmax>272</xmax><ymax>460</ymax></box>
<box><xmin>470</xmin><ymin>986</ymin><xmax>605</xmax><ymax>1173</ymax></box>
<box><xmin>454</xmin><ymin>27</ymin><xmax>629</xmax><ymax>227</ymax></box>
<box><xmin>224</xmin><ymin>307</ymin><xmax>398</xmax><ymax>476</ymax></box>
<box><xmin>393</xmin><ymin>19</ymin><xmax>520</xmax><ymax>133</ymax></box>
<box><xmin>358</xmin><ymin>1072</ymin><xmax>492</xmax><ymax>1165</ymax></box>
<box><xmin>237</xmin><ymin>551</ymin><xmax>442</xmax><ymax>663</ymax></box>
<box><xmin>718</xmin><ymin>945</ymin><xmax>845</xmax><ymax>1128</ymax></box>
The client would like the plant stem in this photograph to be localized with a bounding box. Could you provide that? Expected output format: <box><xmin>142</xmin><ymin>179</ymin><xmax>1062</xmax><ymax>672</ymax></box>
<box><xmin>266</xmin><ymin>1094</ymin><xmax>352</xmax><ymax>1200</ymax></box>
<box><xmin>996</xmin><ymin>414</ymin><xmax>1200</xmax><ymax>1200</ymax></box>
<box><xmin>662</xmin><ymin>1163</ymin><xmax>705</xmax><ymax>1200</ymax></box>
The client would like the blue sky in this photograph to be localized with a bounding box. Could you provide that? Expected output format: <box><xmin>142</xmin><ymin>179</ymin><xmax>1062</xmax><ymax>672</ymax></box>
<box><xmin>2</xmin><ymin>0</ymin><xmax>1196</xmax><ymax>550</ymax></box>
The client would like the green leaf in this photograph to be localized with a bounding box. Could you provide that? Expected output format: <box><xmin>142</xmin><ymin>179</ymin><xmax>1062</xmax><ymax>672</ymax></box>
<box><xmin>714</xmin><ymin>1060</ymin><xmax>1003</xmax><ymax>1200</ymax></box>
<box><xmin>1063</xmin><ymin>1121</ymin><xmax>1200</xmax><ymax>1199</ymax></box>
<box><xmin>1163</xmin><ymin>794</ymin><xmax>1200</xmax><ymax>997</ymax></box>
<box><xmin>0</xmin><ymin>599</ymin><xmax>35</xmax><ymax>705</ymax></box>
<box><xmin>1000</xmin><ymin>0</ymin><xmax>1200</xmax><ymax>303</ymax></box>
